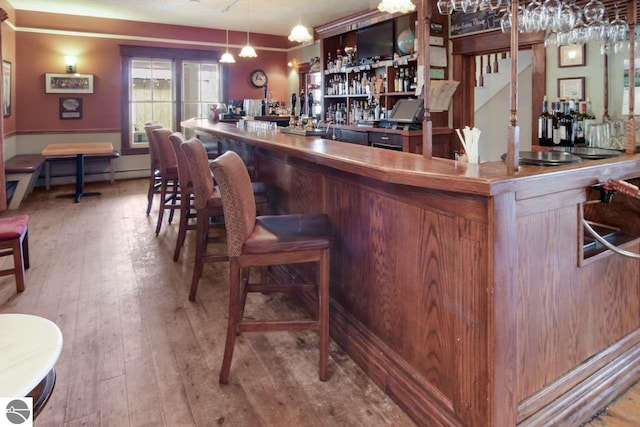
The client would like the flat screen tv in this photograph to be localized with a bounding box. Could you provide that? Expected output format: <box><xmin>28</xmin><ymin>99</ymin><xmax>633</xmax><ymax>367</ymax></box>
<box><xmin>357</xmin><ymin>20</ymin><xmax>394</xmax><ymax>63</ymax></box>
<box><xmin>388</xmin><ymin>98</ymin><xmax>424</xmax><ymax>123</ymax></box>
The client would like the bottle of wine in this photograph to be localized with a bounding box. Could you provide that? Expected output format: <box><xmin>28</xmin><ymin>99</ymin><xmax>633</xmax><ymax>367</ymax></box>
<box><xmin>561</xmin><ymin>101</ymin><xmax>573</xmax><ymax>146</ymax></box>
<box><xmin>538</xmin><ymin>95</ymin><xmax>552</xmax><ymax>146</ymax></box>
<box><xmin>575</xmin><ymin>101</ymin><xmax>586</xmax><ymax>145</ymax></box>
<box><xmin>583</xmin><ymin>98</ymin><xmax>596</xmax><ymax>146</ymax></box>
<box><xmin>552</xmin><ymin>102</ymin><xmax>562</xmax><ymax>146</ymax></box>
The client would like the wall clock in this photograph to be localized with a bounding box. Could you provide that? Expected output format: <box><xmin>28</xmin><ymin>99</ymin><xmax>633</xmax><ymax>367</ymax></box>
<box><xmin>250</xmin><ymin>69</ymin><xmax>268</xmax><ymax>88</ymax></box>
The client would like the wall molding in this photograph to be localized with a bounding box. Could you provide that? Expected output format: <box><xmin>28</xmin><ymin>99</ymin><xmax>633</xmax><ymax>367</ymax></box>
<box><xmin>14</xmin><ymin>24</ymin><xmax>291</xmax><ymax>53</ymax></box>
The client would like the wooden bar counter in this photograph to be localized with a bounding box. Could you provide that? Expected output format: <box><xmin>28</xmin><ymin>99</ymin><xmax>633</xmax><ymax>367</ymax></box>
<box><xmin>183</xmin><ymin>118</ymin><xmax>640</xmax><ymax>426</ymax></box>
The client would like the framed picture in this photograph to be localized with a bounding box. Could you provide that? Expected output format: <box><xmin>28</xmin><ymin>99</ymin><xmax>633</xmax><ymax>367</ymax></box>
<box><xmin>558</xmin><ymin>77</ymin><xmax>585</xmax><ymax>100</ymax></box>
<box><xmin>2</xmin><ymin>60</ymin><xmax>11</xmax><ymax>117</ymax></box>
<box><xmin>59</xmin><ymin>97</ymin><xmax>83</xmax><ymax>120</ymax></box>
<box><xmin>558</xmin><ymin>44</ymin><xmax>585</xmax><ymax>67</ymax></box>
<box><xmin>45</xmin><ymin>73</ymin><xmax>94</xmax><ymax>94</ymax></box>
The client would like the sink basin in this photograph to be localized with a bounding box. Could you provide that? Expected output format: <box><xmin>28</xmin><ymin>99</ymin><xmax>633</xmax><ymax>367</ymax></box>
<box><xmin>517</xmin><ymin>151</ymin><xmax>582</xmax><ymax>166</ymax></box>
<box><xmin>551</xmin><ymin>147</ymin><xmax>623</xmax><ymax>160</ymax></box>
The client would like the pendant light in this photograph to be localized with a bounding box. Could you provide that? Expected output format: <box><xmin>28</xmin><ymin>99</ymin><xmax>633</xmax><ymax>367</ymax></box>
<box><xmin>377</xmin><ymin>0</ymin><xmax>416</xmax><ymax>14</ymax></box>
<box><xmin>288</xmin><ymin>14</ymin><xmax>313</xmax><ymax>43</ymax></box>
<box><xmin>220</xmin><ymin>28</ymin><xmax>236</xmax><ymax>63</ymax></box>
<box><xmin>239</xmin><ymin>0</ymin><xmax>257</xmax><ymax>58</ymax></box>
<box><xmin>288</xmin><ymin>24</ymin><xmax>313</xmax><ymax>43</ymax></box>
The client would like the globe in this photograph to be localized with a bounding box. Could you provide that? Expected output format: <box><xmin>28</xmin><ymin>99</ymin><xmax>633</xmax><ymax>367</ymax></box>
<box><xmin>397</xmin><ymin>28</ymin><xmax>415</xmax><ymax>55</ymax></box>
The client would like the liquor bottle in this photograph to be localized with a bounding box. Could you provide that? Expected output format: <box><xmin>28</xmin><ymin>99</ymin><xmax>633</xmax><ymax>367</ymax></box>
<box><xmin>538</xmin><ymin>96</ymin><xmax>551</xmax><ymax>146</ymax></box>
<box><xmin>583</xmin><ymin>98</ymin><xmax>596</xmax><ymax>146</ymax></box>
<box><xmin>552</xmin><ymin>102</ymin><xmax>561</xmax><ymax>146</ymax></box>
<box><xmin>575</xmin><ymin>101</ymin><xmax>586</xmax><ymax>145</ymax></box>
<box><xmin>561</xmin><ymin>101</ymin><xmax>573</xmax><ymax>146</ymax></box>
<box><xmin>403</xmin><ymin>69</ymin><xmax>409</xmax><ymax>92</ymax></box>
<box><xmin>327</xmin><ymin>53</ymin><xmax>333</xmax><ymax>73</ymax></box>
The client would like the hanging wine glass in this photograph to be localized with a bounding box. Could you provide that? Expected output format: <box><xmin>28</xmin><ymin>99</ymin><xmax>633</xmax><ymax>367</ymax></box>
<box><xmin>452</xmin><ymin>0</ymin><xmax>465</xmax><ymax>12</ymax></box>
<box><xmin>524</xmin><ymin>0</ymin><xmax>543</xmax><ymax>33</ymax></box>
<box><xmin>464</xmin><ymin>0</ymin><xmax>481</xmax><ymax>13</ymax></box>
<box><xmin>500</xmin><ymin>10</ymin><xmax>512</xmax><ymax>33</ymax></box>
<box><xmin>437</xmin><ymin>0</ymin><xmax>454</xmax><ymax>15</ymax></box>
<box><xmin>571</xmin><ymin>18</ymin><xmax>588</xmax><ymax>45</ymax></box>
<box><xmin>588</xmin><ymin>18</ymin><xmax>609</xmax><ymax>43</ymax></box>
<box><xmin>608</xmin><ymin>4</ymin><xmax>629</xmax><ymax>45</ymax></box>
<box><xmin>583</xmin><ymin>0</ymin><xmax>605</xmax><ymax>23</ymax></box>
<box><xmin>542</xmin><ymin>0</ymin><xmax>562</xmax><ymax>32</ymax></box>
<box><xmin>544</xmin><ymin>31</ymin><xmax>558</xmax><ymax>47</ymax></box>
<box><xmin>486</xmin><ymin>0</ymin><xmax>504</xmax><ymax>10</ymax></box>
<box><xmin>556</xmin><ymin>2</ymin><xmax>577</xmax><ymax>33</ymax></box>
<box><xmin>478</xmin><ymin>0</ymin><xmax>490</xmax><ymax>12</ymax></box>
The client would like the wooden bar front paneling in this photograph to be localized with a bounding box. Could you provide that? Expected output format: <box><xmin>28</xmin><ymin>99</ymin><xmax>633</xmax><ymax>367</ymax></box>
<box><xmin>183</xmin><ymin>119</ymin><xmax>640</xmax><ymax>426</ymax></box>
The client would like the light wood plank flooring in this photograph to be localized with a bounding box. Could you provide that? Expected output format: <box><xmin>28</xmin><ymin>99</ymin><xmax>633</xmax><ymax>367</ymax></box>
<box><xmin>0</xmin><ymin>179</ymin><xmax>414</xmax><ymax>427</ymax></box>
<box><xmin>0</xmin><ymin>178</ymin><xmax>639</xmax><ymax>426</ymax></box>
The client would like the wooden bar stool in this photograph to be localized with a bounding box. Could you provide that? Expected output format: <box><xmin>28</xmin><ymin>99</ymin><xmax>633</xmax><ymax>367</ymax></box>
<box><xmin>210</xmin><ymin>151</ymin><xmax>332</xmax><ymax>384</ymax></box>
<box><xmin>180</xmin><ymin>139</ymin><xmax>270</xmax><ymax>300</ymax></box>
<box><xmin>143</xmin><ymin>122</ymin><xmax>163</xmax><ymax>216</ymax></box>
<box><xmin>0</xmin><ymin>215</ymin><xmax>30</xmax><ymax>293</ymax></box>
<box><xmin>181</xmin><ymin>138</ymin><xmax>229</xmax><ymax>300</ymax></box>
<box><xmin>152</xmin><ymin>128</ymin><xmax>180</xmax><ymax>235</ymax></box>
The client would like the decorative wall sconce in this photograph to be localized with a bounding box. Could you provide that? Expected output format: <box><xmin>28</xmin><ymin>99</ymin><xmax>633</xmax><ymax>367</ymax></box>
<box><xmin>65</xmin><ymin>56</ymin><xmax>77</xmax><ymax>73</ymax></box>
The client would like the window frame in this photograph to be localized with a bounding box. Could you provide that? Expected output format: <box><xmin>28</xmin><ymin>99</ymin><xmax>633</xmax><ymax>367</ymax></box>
<box><xmin>120</xmin><ymin>45</ymin><xmax>223</xmax><ymax>155</ymax></box>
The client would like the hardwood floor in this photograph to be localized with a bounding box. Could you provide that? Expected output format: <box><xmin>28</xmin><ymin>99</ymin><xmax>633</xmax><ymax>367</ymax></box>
<box><xmin>0</xmin><ymin>178</ymin><xmax>639</xmax><ymax>426</ymax></box>
<box><xmin>0</xmin><ymin>179</ymin><xmax>413</xmax><ymax>427</ymax></box>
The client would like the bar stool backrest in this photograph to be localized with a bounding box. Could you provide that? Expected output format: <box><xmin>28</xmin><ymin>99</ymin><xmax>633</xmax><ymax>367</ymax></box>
<box><xmin>152</xmin><ymin>128</ymin><xmax>178</xmax><ymax>174</ymax></box>
<box><xmin>144</xmin><ymin>123</ymin><xmax>163</xmax><ymax>169</ymax></box>
<box><xmin>210</xmin><ymin>151</ymin><xmax>256</xmax><ymax>257</ymax></box>
<box><xmin>168</xmin><ymin>132</ymin><xmax>192</xmax><ymax>187</ymax></box>
<box><xmin>181</xmin><ymin>138</ymin><xmax>215</xmax><ymax>211</ymax></box>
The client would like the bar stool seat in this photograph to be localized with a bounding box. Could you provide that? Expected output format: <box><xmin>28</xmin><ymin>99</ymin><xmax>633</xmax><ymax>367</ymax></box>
<box><xmin>210</xmin><ymin>151</ymin><xmax>332</xmax><ymax>384</ymax></box>
<box><xmin>0</xmin><ymin>215</ymin><xmax>30</xmax><ymax>293</ymax></box>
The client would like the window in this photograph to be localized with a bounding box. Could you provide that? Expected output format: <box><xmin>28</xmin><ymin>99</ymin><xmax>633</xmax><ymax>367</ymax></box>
<box><xmin>120</xmin><ymin>46</ymin><xmax>222</xmax><ymax>155</ymax></box>
<box><xmin>183</xmin><ymin>62</ymin><xmax>221</xmax><ymax>121</ymax></box>
<box><xmin>130</xmin><ymin>59</ymin><xmax>174</xmax><ymax>146</ymax></box>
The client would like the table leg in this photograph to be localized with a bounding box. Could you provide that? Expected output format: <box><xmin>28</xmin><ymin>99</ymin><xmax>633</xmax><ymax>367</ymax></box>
<box><xmin>55</xmin><ymin>154</ymin><xmax>101</xmax><ymax>203</ymax></box>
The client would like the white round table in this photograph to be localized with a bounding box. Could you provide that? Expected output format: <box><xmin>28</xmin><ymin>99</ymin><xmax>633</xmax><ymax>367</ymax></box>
<box><xmin>0</xmin><ymin>314</ymin><xmax>63</xmax><ymax>417</ymax></box>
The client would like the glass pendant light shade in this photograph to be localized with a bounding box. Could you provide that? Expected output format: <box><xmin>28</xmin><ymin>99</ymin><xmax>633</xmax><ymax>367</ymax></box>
<box><xmin>220</xmin><ymin>51</ymin><xmax>236</xmax><ymax>63</ymax></box>
<box><xmin>220</xmin><ymin>28</ymin><xmax>235</xmax><ymax>63</ymax></box>
<box><xmin>288</xmin><ymin>24</ymin><xmax>313</xmax><ymax>43</ymax></box>
<box><xmin>239</xmin><ymin>30</ymin><xmax>257</xmax><ymax>58</ymax></box>
<box><xmin>377</xmin><ymin>0</ymin><xmax>416</xmax><ymax>14</ymax></box>
<box><xmin>239</xmin><ymin>44</ymin><xmax>257</xmax><ymax>58</ymax></box>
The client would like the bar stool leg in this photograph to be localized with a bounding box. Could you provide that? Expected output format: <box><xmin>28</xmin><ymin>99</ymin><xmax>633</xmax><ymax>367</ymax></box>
<box><xmin>318</xmin><ymin>249</ymin><xmax>330</xmax><ymax>381</ymax></box>
<box><xmin>13</xmin><ymin>238</ymin><xmax>26</xmax><ymax>293</ymax></box>
<box><xmin>220</xmin><ymin>258</ymin><xmax>241</xmax><ymax>384</ymax></box>
<box><xmin>188</xmin><ymin>210</ymin><xmax>207</xmax><ymax>301</ymax></box>
<box><xmin>22</xmin><ymin>230</ymin><xmax>30</xmax><ymax>270</ymax></box>
<box><xmin>155</xmin><ymin>180</ymin><xmax>168</xmax><ymax>235</ymax></box>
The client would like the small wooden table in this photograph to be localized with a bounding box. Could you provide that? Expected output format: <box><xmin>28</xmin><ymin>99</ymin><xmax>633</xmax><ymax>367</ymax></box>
<box><xmin>0</xmin><ymin>314</ymin><xmax>63</xmax><ymax>419</ymax></box>
<box><xmin>42</xmin><ymin>142</ymin><xmax>115</xmax><ymax>202</ymax></box>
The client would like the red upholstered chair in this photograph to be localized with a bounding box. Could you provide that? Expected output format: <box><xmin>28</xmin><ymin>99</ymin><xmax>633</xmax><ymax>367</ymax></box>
<box><xmin>143</xmin><ymin>122</ymin><xmax>163</xmax><ymax>216</ymax></box>
<box><xmin>210</xmin><ymin>151</ymin><xmax>332</xmax><ymax>384</ymax></box>
<box><xmin>152</xmin><ymin>128</ymin><xmax>180</xmax><ymax>235</ymax></box>
<box><xmin>0</xmin><ymin>215</ymin><xmax>30</xmax><ymax>293</ymax></box>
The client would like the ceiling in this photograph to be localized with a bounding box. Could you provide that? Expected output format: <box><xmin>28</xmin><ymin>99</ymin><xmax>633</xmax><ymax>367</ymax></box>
<box><xmin>5</xmin><ymin>1</ymin><xmax>637</xmax><ymax>39</ymax></box>
<box><xmin>5</xmin><ymin>0</ymin><xmax>380</xmax><ymax>37</ymax></box>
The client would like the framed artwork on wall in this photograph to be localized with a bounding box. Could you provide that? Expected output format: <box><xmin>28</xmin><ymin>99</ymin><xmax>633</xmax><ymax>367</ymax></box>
<box><xmin>558</xmin><ymin>44</ymin><xmax>585</xmax><ymax>67</ymax></box>
<box><xmin>59</xmin><ymin>97</ymin><xmax>83</xmax><ymax>120</ymax></box>
<box><xmin>3</xmin><ymin>60</ymin><xmax>11</xmax><ymax>117</ymax></box>
<box><xmin>45</xmin><ymin>73</ymin><xmax>94</xmax><ymax>94</ymax></box>
<box><xmin>558</xmin><ymin>77</ymin><xmax>585</xmax><ymax>100</ymax></box>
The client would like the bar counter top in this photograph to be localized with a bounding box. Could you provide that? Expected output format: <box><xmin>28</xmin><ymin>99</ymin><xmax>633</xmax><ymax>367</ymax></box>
<box><xmin>182</xmin><ymin>118</ymin><xmax>640</xmax><ymax>198</ymax></box>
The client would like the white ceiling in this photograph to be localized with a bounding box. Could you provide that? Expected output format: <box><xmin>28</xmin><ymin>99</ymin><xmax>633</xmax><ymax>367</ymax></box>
<box><xmin>6</xmin><ymin>0</ymin><xmax>380</xmax><ymax>37</ymax></box>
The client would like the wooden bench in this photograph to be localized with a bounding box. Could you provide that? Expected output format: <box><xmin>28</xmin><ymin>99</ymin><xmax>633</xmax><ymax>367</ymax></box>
<box><xmin>44</xmin><ymin>151</ymin><xmax>120</xmax><ymax>190</ymax></box>
<box><xmin>5</xmin><ymin>154</ymin><xmax>46</xmax><ymax>209</ymax></box>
